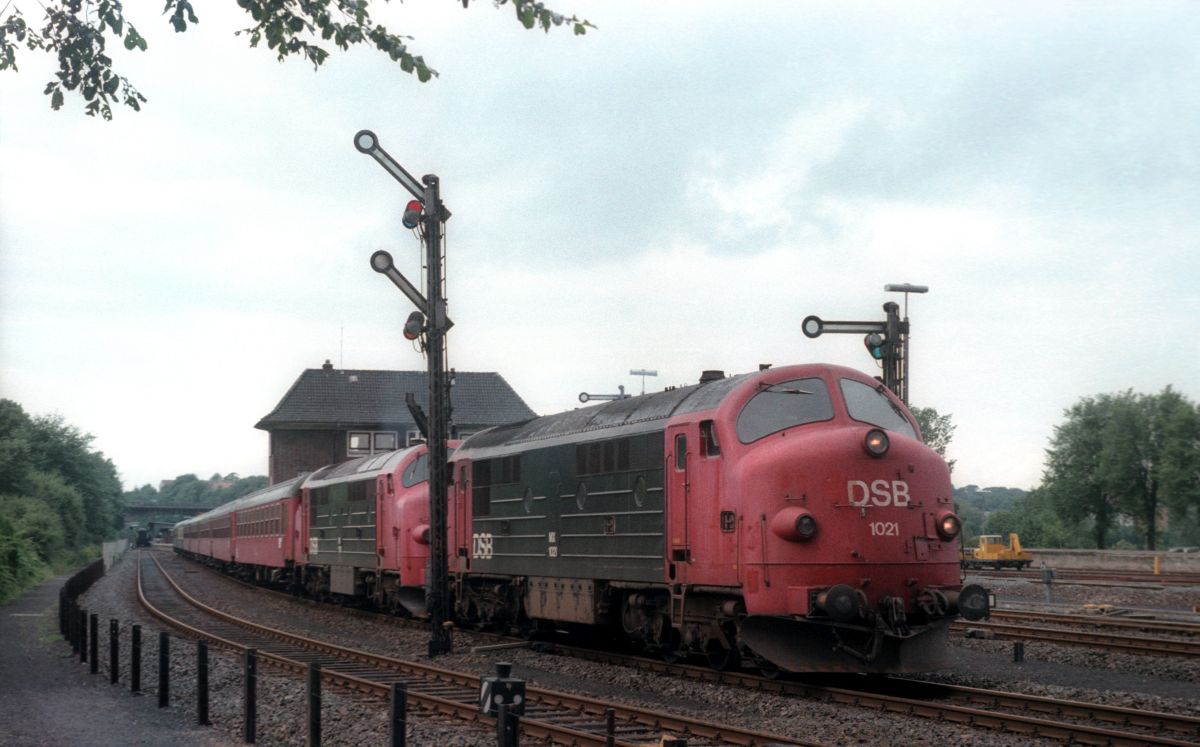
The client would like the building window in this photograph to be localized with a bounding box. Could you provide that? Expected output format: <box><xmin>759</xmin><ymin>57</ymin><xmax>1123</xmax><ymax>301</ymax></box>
<box><xmin>348</xmin><ymin>430</ymin><xmax>399</xmax><ymax>457</ymax></box>
<box><xmin>373</xmin><ymin>432</ymin><xmax>397</xmax><ymax>451</ymax></box>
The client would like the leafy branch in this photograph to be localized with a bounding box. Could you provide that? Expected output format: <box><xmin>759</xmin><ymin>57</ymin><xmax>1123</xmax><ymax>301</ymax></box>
<box><xmin>0</xmin><ymin>0</ymin><xmax>594</xmax><ymax>118</ymax></box>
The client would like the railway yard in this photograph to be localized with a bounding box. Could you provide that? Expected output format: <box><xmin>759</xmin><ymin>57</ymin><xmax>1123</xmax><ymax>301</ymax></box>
<box><xmin>60</xmin><ymin>547</ymin><xmax>1200</xmax><ymax>747</ymax></box>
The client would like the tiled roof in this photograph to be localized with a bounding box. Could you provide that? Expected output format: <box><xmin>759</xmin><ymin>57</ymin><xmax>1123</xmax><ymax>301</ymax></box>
<box><xmin>255</xmin><ymin>366</ymin><xmax>536</xmax><ymax>430</ymax></box>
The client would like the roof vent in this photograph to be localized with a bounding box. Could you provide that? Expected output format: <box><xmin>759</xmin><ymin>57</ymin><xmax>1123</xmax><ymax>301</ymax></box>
<box><xmin>699</xmin><ymin>370</ymin><xmax>725</xmax><ymax>384</ymax></box>
<box><xmin>322</xmin><ymin>359</ymin><xmax>334</xmax><ymax>371</ymax></box>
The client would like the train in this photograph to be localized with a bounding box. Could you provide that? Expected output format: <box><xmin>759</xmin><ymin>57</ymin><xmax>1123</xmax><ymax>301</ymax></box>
<box><xmin>174</xmin><ymin>363</ymin><xmax>991</xmax><ymax>674</ymax></box>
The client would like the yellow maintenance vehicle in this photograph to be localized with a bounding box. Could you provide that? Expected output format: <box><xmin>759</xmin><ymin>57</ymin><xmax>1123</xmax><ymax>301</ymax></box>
<box><xmin>961</xmin><ymin>533</ymin><xmax>1033</xmax><ymax>570</ymax></box>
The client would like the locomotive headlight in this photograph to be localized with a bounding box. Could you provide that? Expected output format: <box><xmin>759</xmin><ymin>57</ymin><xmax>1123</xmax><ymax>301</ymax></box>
<box><xmin>770</xmin><ymin>507</ymin><xmax>817</xmax><ymax>542</ymax></box>
<box><xmin>864</xmin><ymin>429</ymin><xmax>889</xmax><ymax>458</ymax></box>
<box><xmin>936</xmin><ymin>511</ymin><xmax>961</xmax><ymax>540</ymax></box>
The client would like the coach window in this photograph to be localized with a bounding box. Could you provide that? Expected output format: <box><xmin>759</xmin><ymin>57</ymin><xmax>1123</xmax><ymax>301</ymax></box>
<box><xmin>700</xmin><ymin>420</ymin><xmax>721</xmax><ymax>457</ymax></box>
<box><xmin>839</xmin><ymin>378</ymin><xmax>917</xmax><ymax>439</ymax></box>
<box><xmin>736</xmin><ymin>377</ymin><xmax>834</xmax><ymax>443</ymax></box>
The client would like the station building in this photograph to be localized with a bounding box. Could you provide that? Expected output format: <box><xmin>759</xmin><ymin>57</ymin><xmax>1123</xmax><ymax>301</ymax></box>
<box><xmin>256</xmin><ymin>360</ymin><xmax>536</xmax><ymax>484</ymax></box>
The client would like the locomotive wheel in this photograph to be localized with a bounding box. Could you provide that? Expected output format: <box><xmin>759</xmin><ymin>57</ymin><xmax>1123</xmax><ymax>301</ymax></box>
<box><xmin>705</xmin><ymin>639</ymin><xmax>738</xmax><ymax>671</ymax></box>
<box><xmin>659</xmin><ymin>626</ymin><xmax>683</xmax><ymax>663</ymax></box>
<box><xmin>758</xmin><ymin>662</ymin><xmax>782</xmax><ymax>679</ymax></box>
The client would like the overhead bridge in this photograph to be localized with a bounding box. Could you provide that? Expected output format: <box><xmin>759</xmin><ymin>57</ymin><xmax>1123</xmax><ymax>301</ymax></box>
<box><xmin>124</xmin><ymin>504</ymin><xmax>214</xmax><ymax>519</ymax></box>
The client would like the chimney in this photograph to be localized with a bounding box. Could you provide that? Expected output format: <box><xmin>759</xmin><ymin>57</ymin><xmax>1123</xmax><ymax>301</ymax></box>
<box><xmin>322</xmin><ymin>359</ymin><xmax>334</xmax><ymax>371</ymax></box>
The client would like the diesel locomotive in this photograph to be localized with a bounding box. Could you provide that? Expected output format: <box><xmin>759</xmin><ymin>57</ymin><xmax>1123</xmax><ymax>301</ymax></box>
<box><xmin>175</xmin><ymin>363</ymin><xmax>990</xmax><ymax>673</ymax></box>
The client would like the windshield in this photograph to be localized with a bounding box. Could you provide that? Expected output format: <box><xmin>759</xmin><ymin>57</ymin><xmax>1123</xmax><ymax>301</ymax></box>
<box><xmin>839</xmin><ymin>378</ymin><xmax>917</xmax><ymax>439</ymax></box>
<box><xmin>736</xmin><ymin>378</ymin><xmax>834</xmax><ymax>443</ymax></box>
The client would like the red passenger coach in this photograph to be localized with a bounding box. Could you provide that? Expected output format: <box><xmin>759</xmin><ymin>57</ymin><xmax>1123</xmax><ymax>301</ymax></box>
<box><xmin>229</xmin><ymin>476</ymin><xmax>304</xmax><ymax>576</ymax></box>
<box><xmin>174</xmin><ymin>476</ymin><xmax>304</xmax><ymax>583</ymax></box>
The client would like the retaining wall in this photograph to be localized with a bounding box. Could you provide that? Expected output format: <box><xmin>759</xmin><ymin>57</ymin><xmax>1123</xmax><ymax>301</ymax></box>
<box><xmin>1028</xmin><ymin>548</ymin><xmax>1200</xmax><ymax>573</ymax></box>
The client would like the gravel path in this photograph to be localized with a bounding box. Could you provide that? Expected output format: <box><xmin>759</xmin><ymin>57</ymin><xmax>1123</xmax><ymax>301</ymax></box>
<box><xmin>73</xmin><ymin>550</ymin><xmax>1200</xmax><ymax>747</ymax></box>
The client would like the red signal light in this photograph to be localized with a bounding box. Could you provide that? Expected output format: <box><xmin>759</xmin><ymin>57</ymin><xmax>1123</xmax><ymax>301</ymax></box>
<box><xmin>402</xmin><ymin>199</ymin><xmax>424</xmax><ymax>229</ymax></box>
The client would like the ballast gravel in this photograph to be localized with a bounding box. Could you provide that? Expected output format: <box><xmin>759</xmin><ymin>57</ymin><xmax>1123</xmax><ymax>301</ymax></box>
<box><xmin>72</xmin><ymin>550</ymin><xmax>1200</xmax><ymax>747</ymax></box>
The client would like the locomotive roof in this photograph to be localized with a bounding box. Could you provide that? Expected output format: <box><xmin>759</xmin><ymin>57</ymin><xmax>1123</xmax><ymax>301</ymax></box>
<box><xmin>174</xmin><ymin>474</ymin><xmax>305</xmax><ymax>528</ymax></box>
<box><xmin>304</xmin><ymin>445</ymin><xmax>419</xmax><ymax>487</ymax></box>
<box><xmin>456</xmin><ymin>372</ymin><xmax>753</xmax><ymax>457</ymax></box>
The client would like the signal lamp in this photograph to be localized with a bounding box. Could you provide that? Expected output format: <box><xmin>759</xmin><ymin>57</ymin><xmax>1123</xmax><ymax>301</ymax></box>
<box><xmin>402</xmin><ymin>199</ymin><xmax>424</xmax><ymax>229</ymax></box>
<box><xmin>412</xmin><ymin>524</ymin><xmax>431</xmax><ymax>545</ymax></box>
<box><xmin>863</xmin><ymin>429</ymin><xmax>889</xmax><ymax>458</ymax></box>
<box><xmin>936</xmin><ymin>511</ymin><xmax>961</xmax><ymax>540</ymax></box>
<box><xmin>863</xmin><ymin>332</ymin><xmax>887</xmax><ymax>360</ymax></box>
<box><xmin>403</xmin><ymin>311</ymin><xmax>426</xmax><ymax>340</ymax></box>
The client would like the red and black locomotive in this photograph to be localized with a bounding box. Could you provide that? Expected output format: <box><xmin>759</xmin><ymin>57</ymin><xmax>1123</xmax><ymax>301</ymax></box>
<box><xmin>175</xmin><ymin>362</ymin><xmax>989</xmax><ymax>673</ymax></box>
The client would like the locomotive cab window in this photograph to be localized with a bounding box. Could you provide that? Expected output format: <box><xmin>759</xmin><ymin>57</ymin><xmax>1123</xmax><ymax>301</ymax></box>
<box><xmin>736</xmin><ymin>377</ymin><xmax>834</xmax><ymax>443</ymax></box>
<box><xmin>674</xmin><ymin>434</ymin><xmax>687</xmax><ymax>470</ymax></box>
<box><xmin>700</xmin><ymin>420</ymin><xmax>721</xmax><ymax>457</ymax></box>
<box><xmin>402</xmin><ymin>453</ymin><xmax>429</xmax><ymax>487</ymax></box>
<box><xmin>839</xmin><ymin>378</ymin><xmax>916</xmax><ymax>439</ymax></box>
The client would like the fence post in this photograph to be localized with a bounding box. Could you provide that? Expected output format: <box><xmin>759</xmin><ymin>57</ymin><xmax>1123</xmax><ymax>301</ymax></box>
<box><xmin>1013</xmin><ymin>641</ymin><xmax>1025</xmax><ymax>663</ymax></box>
<box><xmin>390</xmin><ymin>682</ymin><xmax>407</xmax><ymax>747</ymax></box>
<box><xmin>244</xmin><ymin>648</ymin><xmax>257</xmax><ymax>744</ymax></box>
<box><xmin>109</xmin><ymin>619</ymin><xmax>119</xmax><ymax>684</ymax></box>
<box><xmin>605</xmin><ymin>707</ymin><xmax>615</xmax><ymax>747</ymax></box>
<box><xmin>69</xmin><ymin>601</ymin><xmax>78</xmax><ymax>654</ymax></box>
<box><xmin>131</xmin><ymin>625</ymin><xmax>142</xmax><ymax>693</ymax></box>
<box><xmin>197</xmin><ymin>641</ymin><xmax>210</xmax><ymax>726</ymax></box>
<box><xmin>158</xmin><ymin>632</ymin><xmax>170</xmax><ymax>708</ymax></box>
<box><xmin>79</xmin><ymin>609</ymin><xmax>88</xmax><ymax>663</ymax></box>
<box><xmin>89</xmin><ymin>614</ymin><xmax>99</xmax><ymax>675</ymax></box>
<box><xmin>307</xmin><ymin>662</ymin><xmax>321</xmax><ymax>747</ymax></box>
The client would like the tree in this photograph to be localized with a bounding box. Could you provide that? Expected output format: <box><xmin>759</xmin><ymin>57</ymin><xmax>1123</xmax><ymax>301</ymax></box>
<box><xmin>911</xmin><ymin>405</ymin><xmax>956</xmax><ymax>472</ymax></box>
<box><xmin>0</xmin><ymin>0</ymin><xmax>594</xmax><ymax>119</ymax></box>
<box><xmin>1041</xmin><ymin>388</ymin><xmax>1200</xmax><ymax>550</ymax></box>
<box><xmin>1042</xmin><ymin>394</ymin><xmax>1120</xmax><ymax>548</ymax></box>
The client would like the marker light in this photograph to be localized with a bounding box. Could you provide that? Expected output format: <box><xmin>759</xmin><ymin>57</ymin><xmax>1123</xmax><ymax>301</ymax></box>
<box><xmin>403</xmin><ymin>311</ymin><xmax>426</xmax><ymax>340</ymax></box>
<box><xmin>402</xmin><ymin>199</ymin><xmax>424</xmax><ymax>229</ymax></box>
<box><xmin>936</xmin><ymin>511</ymin><xmax>961</xmax><ymax>540</ymax></box>
<box><xmin>794</xmin><ymin>512</ymin><xmax>817</xmax><ymax>540</ymax></box>
<box><xmin>770</xmin><ymin>507</ymin><xmax>818</xmax><ymax>542</ymax></box>
<box><xmin>863</xmin><ymin>429</ymin><xmax>889</xmax><ymax>458</ymax></box>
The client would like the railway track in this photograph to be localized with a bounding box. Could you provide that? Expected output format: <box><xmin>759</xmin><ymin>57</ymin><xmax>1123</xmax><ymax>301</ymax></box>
<box><xmin>988</xmin><ymin>608</ymin><xmax>1200</xmax><ymax>636</ymax></box>
<box><xmin>554</xmin><ymin>645</ymin><xmax>1200</xmax><ymax>747</ymax></box>
<box><xmin>138</xmin><ymin>551</ymin><xmax>821</xmax><ymax>747</ymax></box>
<box><xmin>971</xmin><ymin>568</ymin><xmax>1200</xmax><ymax>586</ymax></box>
<box><xmin>160</xmin><ymin>550</ymin><xmax>1200</xmax><ymax>747</ymax></box>
<box><xmin>950</xmin><ymin>618</ymin><xmax>1200</xmax><ymax>657</ymax></box>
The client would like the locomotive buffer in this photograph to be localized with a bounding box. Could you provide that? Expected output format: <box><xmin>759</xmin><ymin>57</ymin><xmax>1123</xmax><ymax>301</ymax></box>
<box><xmin>357</xmin><ymin>129</ymin><xmax>455</xmax><ymax>657</ymax></box>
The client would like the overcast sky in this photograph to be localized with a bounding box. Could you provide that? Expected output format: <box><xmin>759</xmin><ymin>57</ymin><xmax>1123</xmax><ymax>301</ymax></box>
<box><xmin>2</xmin><ymin>1</ymin><xmax>1197</xmax><ymax>491</ymax></box>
